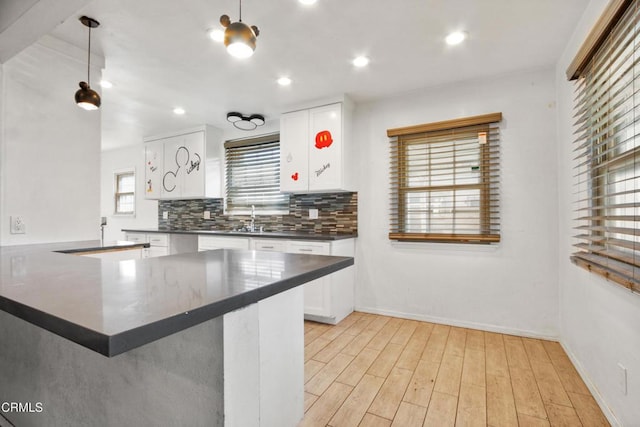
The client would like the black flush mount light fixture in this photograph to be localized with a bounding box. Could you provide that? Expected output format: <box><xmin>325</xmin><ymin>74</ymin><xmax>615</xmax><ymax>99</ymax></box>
<box><xmin>220</xmin><ymin>0</ymin><xmax>260</xmax><ymax>59</ymax></box>
<box><xmin>227</xmin><ymin>112</ymin><xmax>265</xmax><ymax>130</ymax></box>
<box><xmin>75</xmin><ymin>16</ymin><xmax>101</xmax><ymax>110</ymax></box>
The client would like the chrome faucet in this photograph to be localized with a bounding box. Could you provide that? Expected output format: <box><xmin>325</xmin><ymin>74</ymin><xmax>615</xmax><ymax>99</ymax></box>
<box><xmin>250</xmin><ymin>205</ymin><xmax>256</xmax><ymax>232</ymax></box>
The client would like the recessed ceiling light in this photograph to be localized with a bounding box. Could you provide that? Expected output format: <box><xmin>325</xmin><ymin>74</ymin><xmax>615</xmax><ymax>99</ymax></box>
<box><xmin>277</xmin><ymin>77</ymin><xmax>292</xmax><ymax>86</ymax></box>
<box><xmin>208</xmin><ymin>28</ymin><xmax>225</xmax><ymax>42</ymax></box>
<box><xmin>173</xmin><ymin>107</ymin><xmax>185</xmax><ymax>115</ymax></box>
<box><xmin>352</xmin><ymin>56</ymin><xmax>370</xmax><ymax>68</ymax></box>
<box><xmin>445</xmin><ymin>31</ymin><xmax>467</xmax><ymax>46</ymax></box>
<box><xmin>99</xmin><ymin>79</ymin><xmax>113</xmax><ymax>89</ymax></box>
<box><xmin>299</xmin><ymin>0</ymin><xmax>317</xmax><ymax>5</ymax></box>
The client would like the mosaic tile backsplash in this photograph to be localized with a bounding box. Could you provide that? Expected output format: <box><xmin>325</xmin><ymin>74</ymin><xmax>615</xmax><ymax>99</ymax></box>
<box><xmin>158</xmin><ymin>192</ymin><xmax>357</xmax><ymax>235</ymax></box>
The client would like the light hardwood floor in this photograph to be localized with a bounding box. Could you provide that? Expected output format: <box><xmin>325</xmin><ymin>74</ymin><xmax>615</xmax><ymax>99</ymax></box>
<box><xmin>300</xmin><ymin>312</ymin><xmax>609</xmax><ymax>427</ymax></box>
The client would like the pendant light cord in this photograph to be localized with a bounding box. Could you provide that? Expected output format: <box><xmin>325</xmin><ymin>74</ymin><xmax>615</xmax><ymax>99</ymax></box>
<box><xmin>87</xmin><ymin>26</ymin><xmax>92</xmax><ymax>86</ymax></box>
<box><xmin>239</xmin><ymin>0</ymin><xmax>243</xmax><ymax>22</ymax></box>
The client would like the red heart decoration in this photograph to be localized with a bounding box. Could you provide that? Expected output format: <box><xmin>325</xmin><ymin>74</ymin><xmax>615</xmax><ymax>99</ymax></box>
<box><xmin>291</xmin><ymin>172</ymin><xmax>299</xmax><ymax>181</ymax></box>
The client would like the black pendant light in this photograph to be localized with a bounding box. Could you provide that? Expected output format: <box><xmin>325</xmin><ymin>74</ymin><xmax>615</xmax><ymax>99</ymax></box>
<box><xmin>75</xmin><ymin>16</ymin><xmax>101</xmax><ymax>110</ymax></box>
<box><xmin>220</xmin><ymin>0</ymin><xmax>260</xmax><ymax>59</ymax></box>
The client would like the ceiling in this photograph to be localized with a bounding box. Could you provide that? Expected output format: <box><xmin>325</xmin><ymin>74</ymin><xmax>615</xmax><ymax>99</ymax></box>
<box><xmin>42</xmin><ymin>0</ymin><xmax>589</xmax><ymax>150</ymax></box>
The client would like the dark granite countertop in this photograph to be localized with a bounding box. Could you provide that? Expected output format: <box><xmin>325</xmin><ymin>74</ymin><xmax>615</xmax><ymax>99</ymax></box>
<box><xmin>121</xmin><ymin>228</ymin><xmax>357</xmax><ymax>241</ymax></box>
<box><xmin>0</xmin><ymin>240</ymin><xmax>353</xmax><ymax>357</ymax></box>
<box><xmin>55</xmin><ymin>240</ymin><xmax>150</xmax><ymax>254</ymax></box>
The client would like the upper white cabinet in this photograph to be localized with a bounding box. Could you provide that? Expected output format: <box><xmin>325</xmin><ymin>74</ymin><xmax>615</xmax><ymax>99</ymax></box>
<box><xmin>144</xmin><ymin>125</ymin><xmax>223</xmax><ymax>200</ymax></box>
<box><xmin>280</xmin><ymin>101</ymin><xmax>352</xmax><ymax>193</ymax></box>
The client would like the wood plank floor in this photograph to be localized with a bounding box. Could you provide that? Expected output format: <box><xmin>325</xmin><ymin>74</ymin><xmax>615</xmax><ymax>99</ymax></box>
<box><xmin>300</xmin><ymin>312</ymin><xmax>609</xmax><ymax>427</ymax></box>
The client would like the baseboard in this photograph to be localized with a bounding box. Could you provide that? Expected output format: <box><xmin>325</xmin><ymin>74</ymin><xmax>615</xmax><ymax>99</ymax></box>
<box><xmin>559</xmin><ymin>341</ymin><xmax>621</xmax><ymax>427</ymax></box>
<box><xmin>354</xmin><ymin>306</ymin><xmax>559</xmax><ymax>341</ymax></box>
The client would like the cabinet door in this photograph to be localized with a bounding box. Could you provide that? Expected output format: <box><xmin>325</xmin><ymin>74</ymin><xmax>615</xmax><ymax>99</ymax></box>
<box><xmin>125</xmin><ymin>233</ymin><xmax>148</xmax><ymax>243</ymax></box>
<box><xmin>198</xmin><ymin>236</ymin><xmax>251</xmax><ymax>251</ymax></box>
<box><xmin>252</xmin><ymin>239</ymin><xmax>287</xmax><ymax>252</ymax></box>
<box><xmin>285</xmin><ymin>241</ymin><xmax>332</xmax><ymax>318</ymax></box>
<box><xmin>308</xmin><ymin>103</ymin><xmax>342</xmax><ymax>191</ymax></box>
<box><xmin>162</xmin><ymin>132</ymin><xmax>205</xmax><ymax>198</ymax></box>
<box><xmin>280</xmin><ymin>110</ymin><xmax>309</xmax><ymax>192</ymax></box>
<box><xmin>144</xmin><ymin>142</ymin><xmax>163</xmax><ymax>199</ymax></box>
<box><xmin>180</xmin><ymin>131</ymin><xmax>205</xmax><ymax>198</ymax></box>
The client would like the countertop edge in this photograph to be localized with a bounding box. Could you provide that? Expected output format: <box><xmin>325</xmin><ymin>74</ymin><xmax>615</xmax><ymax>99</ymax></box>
<box><xmin>121</xmin><ymin>228</ymin><xmax>357</xmax><ymax>241</ymax></box>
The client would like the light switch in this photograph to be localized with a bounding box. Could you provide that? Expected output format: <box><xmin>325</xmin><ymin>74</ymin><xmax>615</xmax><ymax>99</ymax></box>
<box><xmin>309</xmin><ymin>209</ymin><xmax>318</xmax><ymax>219</ymax></box>
<box><xmin>162</xmin><ymin>211</ymin><xmax>168</xmax><ymax>220</ymax></box>
<box><xmin>203</xmin><ymin>211</ymin><xmax>211</xmax><ymax>220</ymax></box>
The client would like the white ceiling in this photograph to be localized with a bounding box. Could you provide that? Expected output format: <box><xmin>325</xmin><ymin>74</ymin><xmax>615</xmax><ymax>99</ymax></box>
<box><xmin>43</xmin><ymin>0</ymin><xmax>589</xmax><ymax>150</ymax></box>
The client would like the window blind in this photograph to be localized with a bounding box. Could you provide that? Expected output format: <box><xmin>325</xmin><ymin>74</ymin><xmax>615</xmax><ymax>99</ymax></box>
<box><xmin>571</xmin><ymin>0</ymin><xmax>640</xmax><ymax>292</ymax></box>
<box><xmin>388</xmin><ymin>114</ymin><xmax>501</xmax><ymax>243</ymax></box>
<box><xmin>225</xmin><ymin>136</ymin><xmax>289</xmax><ymax>213</ymax></box>
<box><xmin>115</xmin><ymin>171</ymin><xmax>135</xmax><ymax>214</ymax></box>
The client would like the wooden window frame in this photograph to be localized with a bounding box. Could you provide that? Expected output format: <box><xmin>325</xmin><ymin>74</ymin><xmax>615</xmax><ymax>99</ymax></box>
<box><xmin>568</xmin><ymin>0</ymin><xmax>640</xmax><ymax>292</ymax></box>
<box><xmin>388</xmin><ymin>113</ymin><xmax>502</xmax><ymax>243</ymax></box>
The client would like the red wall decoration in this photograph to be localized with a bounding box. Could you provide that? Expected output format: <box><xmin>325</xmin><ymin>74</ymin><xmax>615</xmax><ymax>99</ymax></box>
<box><xmin>315</xmin><ymin>130</ymin><xmax>333</xmax><ymax>149</ymax></box>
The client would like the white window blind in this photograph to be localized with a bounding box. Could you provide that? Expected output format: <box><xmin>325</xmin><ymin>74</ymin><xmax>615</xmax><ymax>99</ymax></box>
<box><xmin>571</xmin><ymin>0</ymin><xmax>640</xmax><ymax>292</ymax></box>
<box><xmin>225</xmin><ymin>135</ymin><xmax>289</xmax><ymax>213</ymax></box>
<box><xmin>388</xmin><ymin>113</ymin><xmax>501</xmax><ymax>243</ymax></box>
<box><xmin>115</xmin><ymin>171</ymin><xmax>135</xmax><ymax>214</ymax></box>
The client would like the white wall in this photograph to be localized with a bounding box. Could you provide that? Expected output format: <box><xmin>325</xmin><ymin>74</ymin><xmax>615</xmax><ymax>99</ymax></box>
<box><xmin>100</xmin><ymin>144</ymin><xmax>158</xmax><ymax>242</ymax></box>
<box><xmin>556</xmin><ymin>1</ymin><xmax>640</xmax><ymax>425</ymax></box>
<box><xmin>352</xmin><ymin>68</ymin><xmax>560</xmax><ymax>338</ymax></box>
<box><xmin>0</xmin><ymin>40</ymin><xmax>101</xmax><ymax>245</ymax></box>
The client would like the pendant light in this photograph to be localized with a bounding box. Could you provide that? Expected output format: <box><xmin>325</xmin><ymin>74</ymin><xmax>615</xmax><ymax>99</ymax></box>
<box><xmin>220</xmin><ymin>0</ymin><xmax>260</xmax><ymax>59</ymax></box>
<box><xmin>75</xmin><ymin>16</ymin><xmax>101</xmax><ymax>110</ymax></box>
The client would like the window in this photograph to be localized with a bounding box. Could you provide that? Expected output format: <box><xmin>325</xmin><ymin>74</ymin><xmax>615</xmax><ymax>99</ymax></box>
<box><xmin>388</xmin><ymin>113</ymin><xmax>501</xmax><ymax>243</ymax></box>
<box><xmin>114</xmin><ymin>170</ymin><xmax>135</xmax><ymax>214</ymax></box>
<box><xmin>225</xmin><ymin>134</ymin><xmax>289</xmax><ymax>213</ymax></box>
<box><xmin>568</xmin><ymin>0</ymin><xmax>640</xmax><ymax>291</ymax></box>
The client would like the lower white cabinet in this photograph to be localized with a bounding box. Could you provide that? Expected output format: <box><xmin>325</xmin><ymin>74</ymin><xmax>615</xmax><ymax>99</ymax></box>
<box><xmin>252</xmin><ymin>238</ymin><xmax>355</xmax><ymax>324</ymax></box>
<box><xmin>198</xmin><ymin>235</ymin><xmax>250</xmax><ymax>251</ymax></box>
<box><xmin>125</xmin><ymin>232</ymin><xmax>169</xmax><ymax>258</ymax></box>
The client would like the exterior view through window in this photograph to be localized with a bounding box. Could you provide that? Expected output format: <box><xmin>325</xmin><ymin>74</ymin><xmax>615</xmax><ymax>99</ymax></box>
<box><xmin>388</xmin><ymin>113</ymin><xmax>501</xmax><ymax>243</ymax></box>
<box><xmin>115</xmin><ymin>171</ymin><xmax>135</xmax><ymax>214</ymax></box>
<box><xmin>225</xmin><ymin>134</ymin><xmax>289</xmax><ymax>214</ymax></box>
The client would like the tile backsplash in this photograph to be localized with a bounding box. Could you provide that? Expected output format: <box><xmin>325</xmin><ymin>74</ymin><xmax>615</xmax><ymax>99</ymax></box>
<box><xmin>158</xmin><ymin>192</ymin><xmax>357</xmax><ymax>235</ymax></box>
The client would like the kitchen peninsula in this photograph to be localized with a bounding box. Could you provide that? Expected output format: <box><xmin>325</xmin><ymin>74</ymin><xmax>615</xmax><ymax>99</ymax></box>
<box><xmin>0</xmin><ymin>241</ymin><xmax>353</xmax><ymax>427</ymax></box>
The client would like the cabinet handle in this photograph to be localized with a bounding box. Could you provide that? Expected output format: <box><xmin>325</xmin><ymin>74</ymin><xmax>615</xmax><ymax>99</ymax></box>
<box><xmin>299</xmin><ymin>248</ymin><xmax>313</xmax><ymax>252</ymax></box>
<box><xmin>261</xmin><ymin>246</ymin><xmax>274</xmax><ymax>249</ymax></box>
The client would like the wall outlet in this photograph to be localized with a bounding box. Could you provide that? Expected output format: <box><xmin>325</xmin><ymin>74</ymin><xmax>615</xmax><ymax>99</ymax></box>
<box><xmin>203</xmin><ymin>211</ymin><xmax>211</xmax><ymax>220</ymax></box>
<box><xmin>618</xmin><ymin>363</ymin><xmax>627</xmax><ymax>395</ymax></box>
<box><xmin>162</xmin><ymin>211</ymin><xmax>168</xmax><ymax>220</ymax></box>
<box><xmin>309</xmin><ymin>208</ymin><xmax>318</xmax><ymax>220</ymax></box>
<box><xmin>10</xmin><ymin>216</ymin><xmax>26</xmax><ymax>234</ymax></box>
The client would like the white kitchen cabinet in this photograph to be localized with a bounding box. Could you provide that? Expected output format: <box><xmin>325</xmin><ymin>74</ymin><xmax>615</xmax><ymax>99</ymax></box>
<box><xmin>285</xmin><ymin>240</ymin><xmax>354</xmax><ymax>324</ymax></box>
<box><xmin>280</xmin><ymin>101</ymin><xmax>352</xmax><ymax>193</ymax></box>
<box><xmin>125</xmin><ymin>232</ymin><xmax>170</xmax><ymax>257</ymax></box>
<box><xmin>279</xmin><ymin>110</ymin><xmax>309</xmax><ymax>193</ymax></box>
<box><xmin>144</xmin><ymin>143</ymin><xmax>163</xmax><ymax>199</ymax></box>
<box><xmin>251</xmin><ymin>239</ymin><xmax>287</xmax><ymax>252</ymax></box>
<box><xmin>144</xmin><ymin>125</ymin><xmax>223</xmax><ymax>200</ymax></box>
<box><xmin>198</xmin><ymin>235</ymin><xmax>251</xmax><ymax>251</ymax></box>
